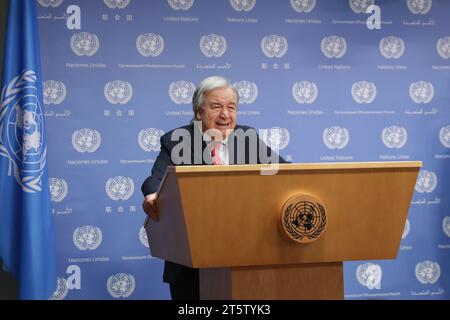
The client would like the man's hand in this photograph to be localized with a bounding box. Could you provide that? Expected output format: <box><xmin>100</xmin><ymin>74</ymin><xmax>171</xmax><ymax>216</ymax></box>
<box><xmin>143</xmin><ymin>193</ymin><xmax>159</xmax><ymax>222</ymax></box>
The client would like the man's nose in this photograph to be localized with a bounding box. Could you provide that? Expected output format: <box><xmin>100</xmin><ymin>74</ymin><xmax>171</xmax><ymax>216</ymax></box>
<box><xmin>220</xmin><ymin>108</ymin><xmax>230</xmax><ymax>118</ymax></box>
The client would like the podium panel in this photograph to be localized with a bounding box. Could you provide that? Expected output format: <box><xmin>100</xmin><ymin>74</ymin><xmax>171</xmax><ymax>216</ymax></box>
<box><xmin>145</xmin><ymin>162</ymin><xmax>421</xmax><ymax>299</ymax></box>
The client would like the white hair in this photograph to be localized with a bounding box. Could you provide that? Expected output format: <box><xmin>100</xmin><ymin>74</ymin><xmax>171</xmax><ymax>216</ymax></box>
<box><xmin>192</xmin><ymin>76</ymin><xmax>239</xmax><ymax>119</ymax></box>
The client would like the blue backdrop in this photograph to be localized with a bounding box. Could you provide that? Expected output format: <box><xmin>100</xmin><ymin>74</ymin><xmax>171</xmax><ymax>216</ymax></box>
<box><xmin>36</xmin><ymin>0</ymin><xmax>450</xmax><ymax>299</ymax></box>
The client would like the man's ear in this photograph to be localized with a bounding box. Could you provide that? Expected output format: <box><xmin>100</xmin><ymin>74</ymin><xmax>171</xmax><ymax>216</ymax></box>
<box><xmin>196</xmin><ymin>109</ymin><xmax>202</xmax><ymax>120</ymax></box>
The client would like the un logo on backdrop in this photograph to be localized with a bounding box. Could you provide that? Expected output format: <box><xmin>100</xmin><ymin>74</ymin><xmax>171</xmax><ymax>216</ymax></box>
<box><xmin>43</xmin><ymin>80</ymin><xmax>67</xmax><ymax>105</ymax></box>
<box><xmin>230</xmin><ymin>0</ymin><xmax>256</xmax><ymax>11</ymax></box>
<box><xmin>169</xmin><ymin>80</ymin><xmax>195</xmax><ymax>104</ymax></box>
<box><xmin>381</xmin><ymin>126</ymin><xmax>408</xmax><ymax>149</ymax></box>
<box><xmin>104</xmin><ymin>80</ymin><xmax>133</xmax><ymax>105</ymax></box>
<box><xmin>409</xmin><ymin>81</ymin><xmax>434</xmax><ymax>104</ymax></box>
<box><xmin>379</xmin><ymin>36</ymin><xmax>405</xmax><ymax>59</ymax></box>
<box><xmin>321</xmin><ymin>35</ymin><xmax>347</xmax><ymax>59</ymax></box>
<box><xmin>261</xmin><ymin>35</ymin><xmax>288</xmax><ymax>58</ymax></box>
<box><xmin>415</xmin><ymin>170</ymin><xmax>437</xmax><ymax>193</ymax></box>
<box><xmin>233</xmin><ymin>81</ymin><xmax>258</xmax><ymax>104</ymax></box>
<box><xmin>415</xmin><ymin>261</ymin><xmax>440</xmax><ymax>284</ymax></box>
<box><xmin>261</xmin><ymin>127</ymin><xmax>290</xmax><ymax>150</ymax></box>
<box><xmin>407</xmin><ymin>0</ymin><xmax>432</xmax><ymax>15</ymax></box>
<box><xmin>200</xmin><ymin>34</ymin><xmax>227</xmax><ymax>58</ymax></box>
<box><xmin>437</xmin><ymin>37</ymin><xmax>450</xmax><ymax>59</ymax></box>
<box><xmin>49</xmin><ymin>178</ymin><xmax>68</xmax><ymax>203</ymax></box>
<box><xmin>349</xmin><ymin>0</ymin><xmax>374</xmax><ymax>14</ymax></box>
<box><xmin>104</xmin><ymin>0</ymin><xmax>130</xmax><ymax>9</ymax></box>
<box><xmin>323</xmin><ymin>126</ymin><xmax>349</xmax><ymax>150</ymax></box>
<box><xmin>292</xmin><ymin>81</ymin><xmax>318</xmax><ymax>104</ymax></box>
<box><xmin>351</xmin><ymin>81</ymin><xmax>376</xmax><ymax>104</ymax></box>
<box><xmin>72</xmin><ymin>129</ymin><xmax>101</xmax><ymax>153</ymax></box>
<box><xmin>106</xmin><ymin>176</ymin><xmax>135</xmax><ymax>200</ymax></box>
<box><xmin>70</xmin><ymin>32</ymin><xmax>99</xmax><ymax>56</ymax></box>
<box><xmin>443</xmin><ymin>217</ymin><xmax>450</xmax><ymax>237</ymax></box>
<box><xmin>439</xmin><ymin>125</ymin><xmax>450</xmax><ymax>148</ymax></box>
<box><xmin>73</xmin><ymin>226</ymin><xmax>103</xmax><ymax>251</ymax></box>
<box><xmin>290</xmin><ymin>0</ymin><xmax>316</xmax><ymax>13</ymax></box>
<box><xmin>136</xmin><ymin>33</ymin><xmax>164</xmax><ymax>57</ymax></box>
<box><xmin>138</xmin><ymin>128</ymin><xmax>164</xmax><ymax>152</ymax></box>
<box><xmin>402</xmin><ymin>219</ymin><xmax>411</xmax><ymax>239</ymax></box>
<box><xmin>168</xmin><ymin>0</ymin><xmax>195</xmax><ymax>10</ymax></box>
<box><xmin>356</xmin><ymin>263</ymin><xmax>382</xmax><ymax>289</ymax></box>
<box><xmin>37</xmin><ymin>0</ymin><xmax>63</xmax><ymax>7</ymax></box>
<box><xmin>139</xmin><ymin>226</ymin><xmax>150</xmax><ymax>248</ymax></box>
<box><xmin>107</xmin><ymin>273</ymin><xmax>135</xmax><ymax>298</ymax></box>
<box><xmin>50</xmin><ymin>277</ymin><xmax>69</xmax><ymax>300</ymax></box>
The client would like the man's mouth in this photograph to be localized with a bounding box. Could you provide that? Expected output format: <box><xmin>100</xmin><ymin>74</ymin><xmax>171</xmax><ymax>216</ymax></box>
<box><xmin>216</xmin><ymin>123</ymin><xmax>231</xmax><ymax>129</ymax></box>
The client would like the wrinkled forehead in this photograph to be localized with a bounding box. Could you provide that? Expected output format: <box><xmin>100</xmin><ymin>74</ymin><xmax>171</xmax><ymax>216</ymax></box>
<box><xmin>204</xmin><ymin>87</ymin><xmax>238</xmax><ymax>103</ymax></box>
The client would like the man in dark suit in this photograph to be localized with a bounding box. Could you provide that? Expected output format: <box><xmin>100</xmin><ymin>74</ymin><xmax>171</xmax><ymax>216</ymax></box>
<box><xmin>141</xmin><ymin>76</ymin><xmax>286</xmax><ymax>300</ymax></box>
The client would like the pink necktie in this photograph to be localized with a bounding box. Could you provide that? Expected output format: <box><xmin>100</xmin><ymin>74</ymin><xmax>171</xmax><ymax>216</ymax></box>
<box><xmin>210</xmin><ymin>142</ymin><xmax>223</xmax><ymax>165</ymax></box>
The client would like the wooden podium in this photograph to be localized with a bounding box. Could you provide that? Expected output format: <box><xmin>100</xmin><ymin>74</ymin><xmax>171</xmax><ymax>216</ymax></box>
<box><xmin>145</xmin><ymin>162</ymin><xmax>421</xmax><ymax>300</ymax></box>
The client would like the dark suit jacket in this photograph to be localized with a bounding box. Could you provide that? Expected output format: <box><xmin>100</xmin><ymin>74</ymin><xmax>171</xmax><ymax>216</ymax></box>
<box><xmin>141</xmin><ymin>123</ymin><xmax>286</xmax><ymax>283</ymax></box>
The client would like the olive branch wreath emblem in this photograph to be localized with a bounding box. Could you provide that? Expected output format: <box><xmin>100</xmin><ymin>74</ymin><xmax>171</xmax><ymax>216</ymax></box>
<box><xmin>0</xmin><ymin>70</ymin><xmax>47</xmax><ymax>193</ymax></box>
<box><xmin>283</xmin><ymin>201</ymin><xmax>327</xmax><ymax>241</ymax></box>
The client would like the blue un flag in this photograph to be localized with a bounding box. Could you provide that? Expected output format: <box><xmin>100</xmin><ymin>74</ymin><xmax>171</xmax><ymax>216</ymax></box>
<box><xmin>0</xmin><ymin>0</ymin><xmax>56</xmax><ymax>299</ymax></box>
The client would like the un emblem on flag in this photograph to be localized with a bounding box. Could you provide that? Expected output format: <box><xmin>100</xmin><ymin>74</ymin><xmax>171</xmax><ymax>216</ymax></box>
<box><xmin>106</xmin><ymin>176</ymin><xmax>135</xmax><ymax>200</ymax></box>
<box><xmin>107</xmin><ymin>273</ymin><xmax>136</xmax><ymax>298</ymax></box>
<box><xmin>229</xmin><ymin>0</ymin><xmax>256</xmax><ymax>11</ymax></box>
<box><xmin>356</xmin><ymin>263</ymin><xmax>382</xmax><ymax>289</ymax></box>
<box><xmin>281</xmin><ymin>194</ymin><xmax>327</xmax><ymax>243</ymax></box>
<box><xmin>169</xmin><ymin>80</ymin><xmax>195</xmax><ymax>104</ymax></box>
<box><xmin>138</xmin><ymin>128</ymin><xmax>164</xmax><ymax>152</ymax></box>
<box><xmin>437</xmin><ymin>37</ymin><xmax>450</xmax><ymax>59</ymax></box>
<box><xmin>49</xmin><ymin>178</ymin><xmax>68</xmax><ymax>202</ymax></box>
<box><xmin>381</xmin><ymin>126</ymin><xmax>408</xmax><ymax>149</ymax></box>
<box><xmin>70</xmin><ymin>32</ymin><xmax>99</xmax><ymax>56</ymax></box>
<box><xmin>349</xmin><ymin>0</ymin><xmax>374</xmax><ymax>14</ymax></box>
<box><xmin>407</xmin><ymin>0</ymin><xmax>432</xmax><ymax>14</ymax></box>
<box><xmin>104</xmin><ymin>0</ymin><xmax>130</xmax><ymax>9</ymax></box>
<box><xmin>168</xmin><ymin>0</ymin><xmax>195</xmax><ymax>10</ymax></box>
<box><xmin>323</xmin><ymin>126</ymin><xmax>349</xmax><ymax>150</ymax></box>
<box><xmin>0</xmin><ymin>70</ymin><xmax>47</xmax><ymax>193</ymax></box>
<box><xmin>73</xmin><ymin>225</ymin><xmax>103</xmax><ymax>251</ymax></box>
<box><xmin>351</xmin><ymin>81</ymin><xmax>376</xmax><ymax>104</ymax></box>
<box><xmin>290</xmin><ymin>0</ymin><xmax>316</xmax><ymax>13</ymax></box>
<box><xmin>379</xmin><ymin>36</ymin><xmax>405</xmax><ymax>59</ymax></box>
<box><xmin>321</xmin><ymin>35</ymin><xmax>347</xmax><ymax>59</ymax></box>
<box><xmin>292</xmin><ymin>81</ymin><xmax>318</xmax><ymax>104</ymax></box>
<box><xmin>136</xmin><ymin>33</ymin><xmax>164</xmax><ymax>57</ymax></box>
<box><xmin>200</xmin><ymin>34</ymin><xmax>227</xmax><ymax>58</ymax></box>
<box><xmin>409</xmin><ymin>81</ymin><xmax>434</xmax><ymax>104</ymax></box>
<box><xmin>261</xmin><ymin>35</ymin><xmax>288</xmax><ymax>58</ymax></box>
<box><xmin>233</xmin><ymin>81</ymin><xmax>258</xmax><ymax>104</ymax></box>
<box><xmin>72</xmin><ymin>129</ymin><xmax>101</xmax><ymax>153</ymax></box>
<box><xmin>415</xmin><ymin>170</ymin><xmax>437</xmax><ymax>193</ymax></box>
<box><xmin>439</xmin><ymin>125</ymin><xmax>450</xmax><ymax>148</ymax></box>
<box><xmin>415</xmin><ymin>261</ymin><xmax>440</xmax><ymax>284</ymax></box>
<box><xmin>104</xmin><ymin>80</ymin><xmax>133</xmax><ymax>105</ymax></box>
<box><xmin>43</xmin><ymin>80</ymin><xmax>66</xmax><ymax>105</ymax></box>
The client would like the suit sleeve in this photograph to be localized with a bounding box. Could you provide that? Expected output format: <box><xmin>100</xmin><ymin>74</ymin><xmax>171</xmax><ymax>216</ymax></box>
<box><xmin>141</xmin><ymin>134</ymin><xmax>174</xmax><ymax>196</ymax></box>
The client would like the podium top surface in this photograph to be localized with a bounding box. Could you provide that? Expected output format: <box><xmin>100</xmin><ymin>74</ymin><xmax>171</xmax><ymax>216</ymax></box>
<box><xmin>170</xmin><ymin>161</ymin><xmax>422</xmax><ymax>173</ymax></box>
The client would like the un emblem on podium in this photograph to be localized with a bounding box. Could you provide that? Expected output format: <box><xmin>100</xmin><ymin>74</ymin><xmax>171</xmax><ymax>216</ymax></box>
<box><xmin>281</xmin><ymin>194</ymin><xmax>327</xmax><ymax>244</ymax></box>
